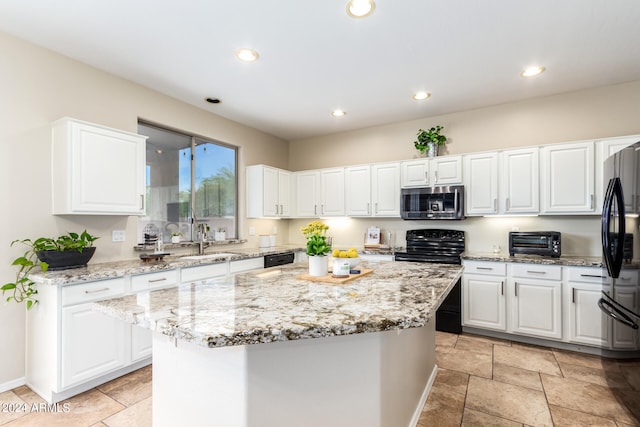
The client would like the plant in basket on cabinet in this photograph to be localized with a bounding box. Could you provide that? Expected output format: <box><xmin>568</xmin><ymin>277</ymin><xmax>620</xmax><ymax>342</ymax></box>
<box><xmin>301</xmin><ymin>221</ymin><xmax>331</xmax><ymax>276</ymax></box>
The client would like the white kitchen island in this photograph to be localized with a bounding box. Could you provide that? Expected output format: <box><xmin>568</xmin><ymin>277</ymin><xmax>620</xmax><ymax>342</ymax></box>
<box><xmin>94</xmin><ymin>261</ymin><xmax>462</xmax><ymax>427</ymax></box>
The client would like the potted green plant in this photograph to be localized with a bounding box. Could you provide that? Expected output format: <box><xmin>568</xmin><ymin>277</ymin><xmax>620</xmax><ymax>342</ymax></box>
<box><xmin>171</xmin><ymin>232</ymin><xmax>183</xmax><ymax>244</ymax></box>
<box><xmin>2</xmin><ymin>230</ymin><xmax>99</xmax><ymax>309</ymax></box>
<box><xmin>300</xmin><ymin>221</ymin><xmax>331</xmax><ymax>277</ymax></box>
<box><xmin>414</xmin><ymin>125</ymin><xmax>447</xmax><ymax>157</ymax></box>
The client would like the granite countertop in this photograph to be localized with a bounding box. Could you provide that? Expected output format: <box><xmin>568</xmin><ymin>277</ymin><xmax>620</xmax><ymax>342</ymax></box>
<box><xmin>461</xmin><ymin>252</ymin><xmax>607</xmax><ymax>267</ymax></box>
<box><xmin>93</xmin><ymin>260</ymin><xmax>463</xmax><ymax>348</ymax></box>
<box><xmin>30</xmin><ymin>245</ymin><xmax>305</xmax><ymax>286</ymax></box>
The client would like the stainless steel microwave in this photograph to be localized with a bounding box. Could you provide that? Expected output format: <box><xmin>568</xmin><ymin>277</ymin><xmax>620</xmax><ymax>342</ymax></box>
<box><xmin>509</xmin><ymin>231</ymin><xmax>561</xmax><ymax>258</ymax></box>
<box><xmin>400</xmin><ymin>185</ymin><xmax>465</xmax><ymax>220</ymax></box>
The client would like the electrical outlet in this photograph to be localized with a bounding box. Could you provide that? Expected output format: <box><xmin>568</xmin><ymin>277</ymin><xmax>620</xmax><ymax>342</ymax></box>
<box><xmin>249</xmin><ymin>227</ymin><xmax>255</xmax><ymax>236</ymax></box>
<box><xmin>511</xmin><ymin>226</ymin><xmax>519</xmax><ymax>231</ymax></box>
<box><xmin>112</xmin><ymin>230</ymin><xmax>126</xmax><ymax>242</ymax></box>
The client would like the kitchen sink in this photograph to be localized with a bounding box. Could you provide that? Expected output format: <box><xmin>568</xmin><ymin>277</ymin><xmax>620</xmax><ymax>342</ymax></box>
<box><xmin>181</xmin><ymin>253</ymin><xmax>237</xmax><ymax>260</ymax></box>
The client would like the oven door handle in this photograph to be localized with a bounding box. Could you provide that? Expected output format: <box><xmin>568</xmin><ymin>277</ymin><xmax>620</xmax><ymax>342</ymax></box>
<box><xmin>598</xmin><ymin>292</ymin><xmax>639</xmax><ymax>330</ymax></box>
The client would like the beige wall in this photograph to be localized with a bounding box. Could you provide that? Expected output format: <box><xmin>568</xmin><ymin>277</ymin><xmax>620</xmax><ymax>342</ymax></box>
<box><xmin>286</xmin><ymin>81</ymin><xmax>640</xmax><ymax>254</ymax></box>
<box><xmin>0</xmin><ymin>32</ymin><xmax>288</xmax><ymax>387</ymax></box>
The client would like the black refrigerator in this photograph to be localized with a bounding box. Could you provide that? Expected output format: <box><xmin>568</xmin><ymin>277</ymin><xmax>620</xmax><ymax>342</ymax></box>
<box><xmin>599</xmin><ymin>140</ymin><xmax>640</xmax><ymax>350</ymax></box>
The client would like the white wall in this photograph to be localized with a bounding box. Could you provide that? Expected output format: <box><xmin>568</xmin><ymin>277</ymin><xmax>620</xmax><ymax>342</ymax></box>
<box><xmin>0</xmin><ymin>31</ymin><xmax>289</xmax><ymax>388</ymax></box>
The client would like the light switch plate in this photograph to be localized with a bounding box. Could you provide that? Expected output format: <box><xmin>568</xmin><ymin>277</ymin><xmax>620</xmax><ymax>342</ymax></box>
<box><xmin>112</xmin><ymin>230</ymin><xmax>126</xmax><ymax>242</ymax></box>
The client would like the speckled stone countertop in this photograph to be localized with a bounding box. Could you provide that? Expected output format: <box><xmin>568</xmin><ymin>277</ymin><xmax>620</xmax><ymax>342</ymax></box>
<box><xmin>93</xmin><ymin>261</ymin><xmax>463</xmax><ymax>348</ymax></box>
<box><xmin>462</xmin><ymin>252</ymin><xmax>605</xmax><ymax>267</ymax></box>
<box><xmin>30</xmin><ymin>245</ymin><xmax>305</xmax><ymax>286</ymax></box>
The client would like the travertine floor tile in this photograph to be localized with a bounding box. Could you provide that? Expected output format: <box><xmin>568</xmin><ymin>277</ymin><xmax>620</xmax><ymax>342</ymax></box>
<box><xmin>97</xmin><ymin>365</ymin><xmax>152</xmax><ymax>407</ymax></box>
<box><xmin>552</xmin><ymin>349</ymin><xmax>618</xmax><ymax>370</ymax></box>
<box><xmin>433</xmin><ymin>368</ymin><xmax>469</xmax><ymax>395</ymax></box>
<box><xmin>466</xmin><ymin>376</ymin><xmax>552</xmax><ymax>426</ymax></box>
<box><xmin>461</xmin><ymin>407</ymin><xmax>523</xmax><ymax>426</ymax></box>
<box><xmin>418</xmin><ymin>384</ymin><xmax>465</xmax><ymax>427</ymax></box>
<box><xmin>455</xmin><ymin>335</ymin><xmax>494</xmax><ymax>355</ymax></box>
<box><xmin>0</xmin><ymin>390</ymin><xmax>28</xmax><ymax>424</ymax></box>
<box><xmin>11</xmin><ymin>385</ymin><xmax>47</xmax><ymax>406</ymax></box>
<box><xmin>512</xmin><ymin>341</ymin><xmax>556</xmax><ymax>354</ymax></box>
<box><xmin>494</xmin><ymin>344</ymin><xmax>561</xmax><ymax>376</ymax></box>
<box><xmin>548</xmin><ymin>404</ymin><xmax>617</xmax><ymax>426</ymax></box>
<box><xmin>6</xmin><ymin>389</ymin><xmax>124</xmax><ymax>427</ymax></box>
<box><xmin>461</xmin><ymin>333</ymin><xmax>512</xmax><ymax>347</ymax></box>
<box><xmin>493</xmin><ymin>362</ymin><xmax>543</xmax><ymax>391</ymax></box>
<box><xmin>541</xmin><ymin>373</ymin><xmax>638</xmax><ymax>425</ymax></box>
<box><xmin>559</xmin><ymin>362</ymin><xmax>630</xmax><ymax>389</ymax></box>
<box><xmin>102</xmin><ymin>396</ymin><xmax>151</xmax><ymax>427</ymax></box>
<box><xmin>436</xmin><ymin>345</ymin><xmax>493</xmax><ymax>378</ymax></box>
<box><xmin>435</xmin><ymin>331</ymin><xmax>458</xmax><ymax>347</ymax></box>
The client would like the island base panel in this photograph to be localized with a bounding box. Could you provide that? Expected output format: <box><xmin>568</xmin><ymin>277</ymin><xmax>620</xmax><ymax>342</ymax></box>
<box><xmin>152</xmin><ymin>323</ymin><xmax>436</xmax><ymax>427</ymax></box>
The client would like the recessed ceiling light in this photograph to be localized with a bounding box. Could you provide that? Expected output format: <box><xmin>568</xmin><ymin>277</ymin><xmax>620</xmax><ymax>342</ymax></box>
<box><xmin>346</xmin><ymin>0</ymin><xmax>375</xmax><ymax>18</ymax></box>
<box><xmin>413</xmin><ymin>91</ymin><xmax>431</xmax><ymax>101</ymax></box>
<box><xmin>235</xmin><ymin>48</ymin><xmax>259</xmax><ymax>62</ymax></box>
<box><xmin>520</xmin><ymin>66</ymin><xmax>545</xmax><ymax>77</ymax></box>
<box><xmin>331</xmin><ymin>110</ymin><xmax>347</xmax><ymax>117</ymax></box>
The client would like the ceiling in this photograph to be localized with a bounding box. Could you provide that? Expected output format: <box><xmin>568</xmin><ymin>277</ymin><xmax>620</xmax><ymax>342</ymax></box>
<box><xmin>1</xmin><ymin>1</ymin><xmax>640</xmax><ymax>141</ymax></box>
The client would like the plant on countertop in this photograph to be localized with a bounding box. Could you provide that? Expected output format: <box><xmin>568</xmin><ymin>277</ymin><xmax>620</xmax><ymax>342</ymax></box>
<box><xmin>1</xmin><ymin>230</ymin><xmax>99</xmax><ymax>309</ymax></box>
<box><xmin>414</xmin><ymin>125</ymin><xmax>447</xmax><ymax>154</ymax></box>
<box><xmin>300</xmin><ymin>221</ymin><xmax>331</xmax><ymax>256</ymax></box>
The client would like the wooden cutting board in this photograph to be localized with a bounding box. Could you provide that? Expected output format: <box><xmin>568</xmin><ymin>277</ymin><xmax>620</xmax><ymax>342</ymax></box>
<box><xmin>296</xmin><ymin>268</ymin><xmax>373</xmax><ymax>284</ymax></box>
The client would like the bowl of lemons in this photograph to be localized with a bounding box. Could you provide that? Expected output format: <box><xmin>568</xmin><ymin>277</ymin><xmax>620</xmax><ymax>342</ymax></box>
<box><xmin>332</xmin><ymin>247</ymin><xmax>360</xmax><ymax>268</ymax></box>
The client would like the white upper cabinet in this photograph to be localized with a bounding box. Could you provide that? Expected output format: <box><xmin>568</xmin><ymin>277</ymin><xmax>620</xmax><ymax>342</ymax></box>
<box><xmin>595</xmin><ymin>135</ymin><xmax>639</xmax><ymax>214</ymax></box>
<box><xmin>345</xmin><ymin>165</ymin><xmax>372</xmax><ymax>216</ymax></box>
<box><xmin>500</xmin><ymin>147</ymin><xmax>540</xmax><ymax>214</ymax></box>
<box><xmin>431</xmin><ymin>155</ymin><xmax>463</xmax><ymax>185</ymax></box>
<box><xmin>541</xmin><ymin>141</ymin><xmax>595</xmax><ymax>214</ymax></box>
<box><xmin>51</xmin><ymin>118</ymin><xmax>147</xmax><ymax>215</ymax></box>
<box><xmin>319</xmin><ymin>168</ymin><xmax>345</xmax><ymax>216</ymax></box>
<box><xmin>400</xmin><ymin>159</ymin><xmax>429</xmax><ymax>187</ymax></box>
<box><xmin>371</xmin><ymin>162</ymin><xmax>400</xmax><ymax>217</ymax></box>
<box><xmin>246</xmin><ymin>165</ymin><xmax>290</xmax><ymax>218</ymax></box>
<box><xmin>463</xmin><ymin>152</ymin><xmax>498</xmax><ymax>215</ymax></box>
<box><xmin>293</xmin><ymin>170</ymin><xmax>320</xmax><ymax>217</ymax></box>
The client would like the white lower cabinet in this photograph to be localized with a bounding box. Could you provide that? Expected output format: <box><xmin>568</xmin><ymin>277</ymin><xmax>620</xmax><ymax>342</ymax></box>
<box><xmin>462</xmin><ymin>261</ymin><xmax>506</xmax><ymax>331</ymax></box>
<box><xmin>61</xmin><ymin>302</ymin><xmax>128</xmax><ymax>389</ymax></box>
<box><xmin>565</xmin><ymin>267</ymin><xmax>611</xmax><ymax>347</ymax></box>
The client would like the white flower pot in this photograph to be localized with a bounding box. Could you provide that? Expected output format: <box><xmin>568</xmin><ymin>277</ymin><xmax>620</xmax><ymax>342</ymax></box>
<box><xmin>214</xmin><ymin>231</ymin><xmax>226</xmax><ymax>241</ymax></box>
<box><xmin>308</xmin><ymin>255</ymin><xmax>328</xmax><ymax>277</ymax></box>
<box><xmin>171</xmin><ymin>236</ymin><xmax>181</xmax><ymax>244</ymax></box>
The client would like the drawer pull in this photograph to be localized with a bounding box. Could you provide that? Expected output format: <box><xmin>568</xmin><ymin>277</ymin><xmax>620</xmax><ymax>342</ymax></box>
<box><xmin>84</xmin><ymin>287</ymin><xmax>110</xmax><ymax>294</ymax></box>
<box><xmin>148</xmin><ymin>277</ymin><xmax>168</xmax><ymax>283</ymax></box>
<box><xmin>580</xmin><ymin>274</ymin><xmax>605</xmax><ymax>279</ymax></box>
<box><xmin>572</xmin><ymin>287</ymin><xmax>576</xmax><ymax>303</ymax></box>
<box><xmin>526</xmin><ymin>270</ymin><xmax>547</xmax><ymax>275</ymax></box>
<box><xmin>477</xmin><ymin>267</ymin><xmax>493</xmax><ymax>271</ymax></box>
<box><xmin>501</xmin><ymin>281</ymin><xmax>504</xmax><ymax>295</ymax></box>
<box><xmin>515</xmin><ymin>282</ymin><xmax>518</xmax><ymax>297</ymax></box>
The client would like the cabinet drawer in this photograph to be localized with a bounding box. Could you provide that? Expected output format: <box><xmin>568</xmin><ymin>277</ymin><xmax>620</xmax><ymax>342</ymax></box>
<box><xmin>510</xmin><ymin>264</ymin><xmax>562</xmax><ymax>281</ymax></box>
<box><xmin>62</xmin><ymin>278</ymin><xmax>126</xmax><ymax>306</ymax></box>
<box><xmin>463</xmin><ymin>261</ymin><xmax>506</xmax><ymax>276</ymax></box>
<box><xmin>229</xmin><ymin>257</ymin><xmax>264</xmax><ymax>273</ymax></box>
<box><xmin>181</xmin><ymin>263</ymin><xmax>228</xmax><ymax>283</ymax></box>
<box><xmin>615</xmin><ymin>269</ymin><xmax>639</xmax><ymax>286</ymax></box>
<box><xmin>131</xmin><ymin>270</ymin><xmax>178</xmax><ymax>292</ymax></box>
<box><xmin>566</xmin><ymin>267</ymin><xmax>607</xmax><ymax>284</ymax></box>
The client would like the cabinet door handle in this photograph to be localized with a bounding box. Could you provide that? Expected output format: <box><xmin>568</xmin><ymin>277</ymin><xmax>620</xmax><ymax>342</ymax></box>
<box><xmin>477</xmin><ymin>267</ymin><xmax>493</xmax><ymax>270</ymax></box>
<box><xmin>140</xmin><ymin>195</ymin><xmax>145</xmax><ymax>210</ymax></box>
<box><xmin>515</xmin><ymin>282</ymin><xmax>518</xmax><ymax>297</ymax></box>
<box><xmin>367</xmin><ymin>203</ymin><xmax>370</xmax><ymax>215</ymax></box>
<box><xmin>590</xmin><ymin>194</ymin><xmax>594</xmax><ymax>210</ymax></box>
<box><xmin>526</xmin><ymin>270</ymin><xmax>547</xmax><ymax>275</ymax></box>
<box><xmin>280</xmin><ymin>204</ymin><xmax>283</xmax><ymax>215</ymax></box>
<box><xmin>580</xmin><ymin>274</ymin><xmax>606</xmax><ymax>279</ymax></box>
<box><xmin>321</xmin><ymin>204</ymin><xmax>324</xmax><ymax>215</ymax></box>
<box><xmin>314</xmin><ymin>205</ymin><xmax>317</xmax><ymax>215</ymax></box>
<box><xmin>506</xmin><ymin>197</ymin><xmax>510</xmax><ymax>210</ymax></box>
<box><xmin>275</xmin><ymin>203</ymin><xmax>278</xmax><ymax>214</ymax></box>
<box><xmin>148</xmin><ymin>277</ymin><xmax>167</xmax><ymax>283</ymax></box>
<box><xmin>493</xmin><ymin>198</ymin><xmax>497</xmax><ymax>211</ymax></box>
<box><xmin>375</xmin><ymin>202</ymin><xmax>378</xmax><ymax>214</ymax></box>
<box><xmin>85</xmin><ymin>287</ymin><xmax>110</xmax><ymax>294</ymax></box>
<box><xmin>435</xmin><ymin>170</ymin><xmax>438</xmax><ymax>182</ymax></box>
<box><xmin>501</xmin><ymin>281</ymin><xmax>504</xmax><ymax>295</ymax></box>
<box><xmin>425</xmin><ymin>171</ymin><xmax>429</xmax><ymax>183</ymax></box>
<box><xmin>572</xmin><ymin>287</ymin><xmax>576</xmax><ymax>303</ymax></box>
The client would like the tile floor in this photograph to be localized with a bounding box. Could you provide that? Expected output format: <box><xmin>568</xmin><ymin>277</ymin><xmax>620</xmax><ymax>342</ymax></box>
<box><xmin>1</xmin><ymin>333</ymin><xmax>639</xmax><ymax>426</ymax></box>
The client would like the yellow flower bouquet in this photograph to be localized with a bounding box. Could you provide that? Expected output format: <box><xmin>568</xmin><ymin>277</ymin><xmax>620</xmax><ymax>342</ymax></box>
<box><xmin>300</xmin><ymin>221</ymin><xmax>331</xmax><ymax>256</ymax></box>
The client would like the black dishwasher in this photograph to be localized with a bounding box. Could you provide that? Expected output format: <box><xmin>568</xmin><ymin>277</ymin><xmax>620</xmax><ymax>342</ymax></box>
<box><xmin>264</xmin><ymin>252</ymin><xmax>295</xmax><ymax>268</ymax></box>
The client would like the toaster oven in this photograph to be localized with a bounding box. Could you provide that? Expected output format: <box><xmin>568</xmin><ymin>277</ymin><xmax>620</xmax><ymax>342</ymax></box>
<box><xmin>509</xmin><ymin>231</ymin><xmax>561</xmax><ymax>258</ymax></box>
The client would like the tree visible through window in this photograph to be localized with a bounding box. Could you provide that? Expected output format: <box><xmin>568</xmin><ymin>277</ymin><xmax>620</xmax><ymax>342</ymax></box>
<box><xmin>139</xmin><ymin>122</ymin><xmax>237</xmax><ymax>243</ymax></box>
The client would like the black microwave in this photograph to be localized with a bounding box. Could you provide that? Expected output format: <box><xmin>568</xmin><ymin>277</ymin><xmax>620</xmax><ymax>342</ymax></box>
<box><xmin>509</xmin><ymin>231</ymin><xmax>561</xmax><ymax>258</ymax></box>
<box><xmin>400</xmin><ymin>185</ymin><xmax>465</xmax><ymax>220</ymax></box>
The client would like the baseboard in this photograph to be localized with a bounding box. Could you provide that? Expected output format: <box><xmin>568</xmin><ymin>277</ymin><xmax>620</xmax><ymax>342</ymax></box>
<box><xmin>0</xmin><ymin>376</ymin><xmax>26</xmax><ymax>393</ymax></box>
<box><xmin>408</xmin><ymin>363</ymin><xmax>438</xmax><ymax>427</ymax></box>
